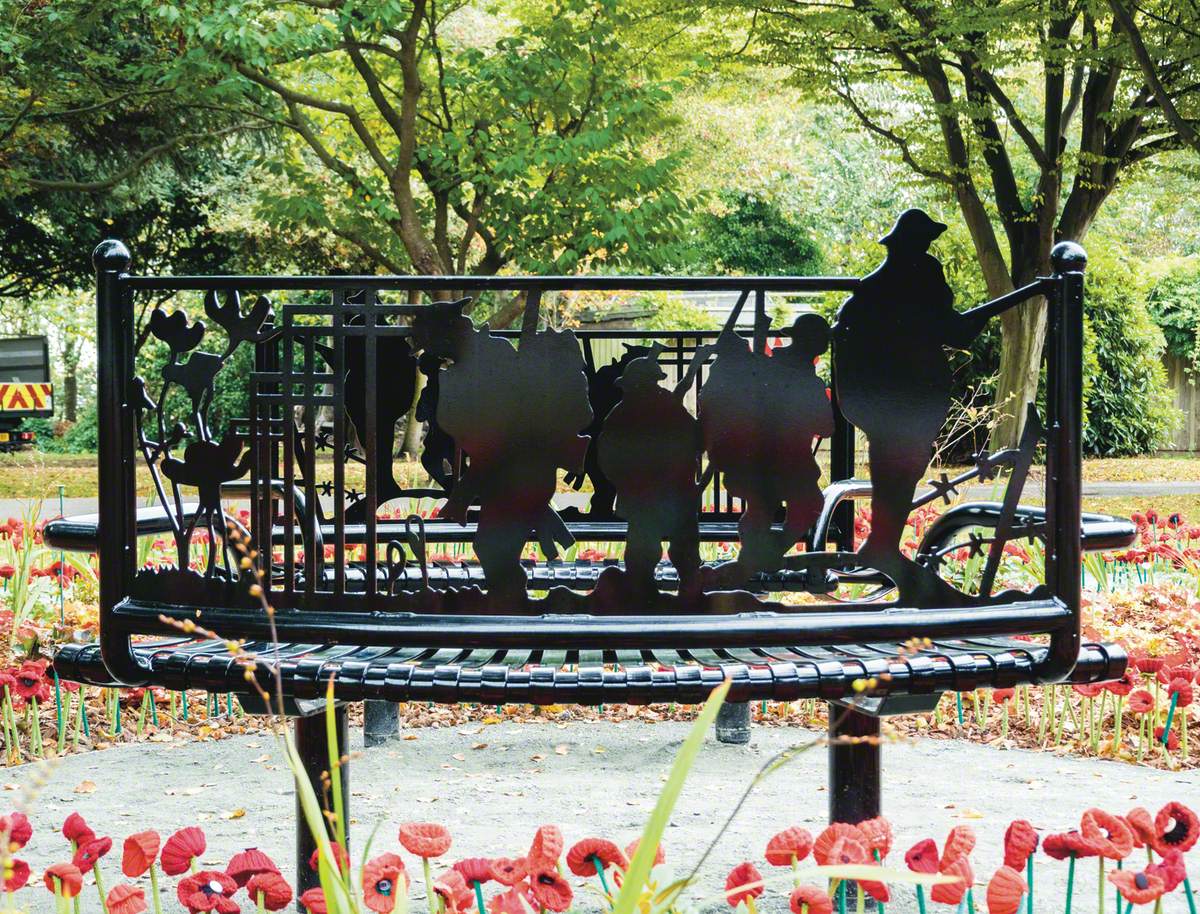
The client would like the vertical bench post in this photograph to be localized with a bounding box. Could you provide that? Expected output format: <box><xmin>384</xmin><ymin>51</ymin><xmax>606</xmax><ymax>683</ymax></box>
<box><xmin>294</xmin><ymin>707</ymin><xmax>350</xmax><ymax>900</ymax></box>
<box><xmin>827</xmin><ymin>703</ymin><xmax>880</xmax><ymax>823</ymax></box>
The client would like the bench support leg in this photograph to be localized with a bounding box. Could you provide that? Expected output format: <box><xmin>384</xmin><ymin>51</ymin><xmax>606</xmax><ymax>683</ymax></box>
<box><xmin>715</xmin><ymin>701</ymin><xmax>751</xmax><ymax>744</ymax></box>
<box><xmin>827</xmin><ymin>703</ymin><xmax>880</xmax><ymax>823</ymax></box>
<box><xmin>364</xmin><ymin>699</ymin><xmax>399</xmax><ymax>747</ymax></box>
<box><xmin>295</xmin><ymin>706</ymin><xmax>350</xmax><ymax>902</ymax></box>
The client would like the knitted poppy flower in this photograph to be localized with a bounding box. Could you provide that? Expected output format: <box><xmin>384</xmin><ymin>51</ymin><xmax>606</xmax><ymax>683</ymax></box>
<box><xmin>725</xmin><ymin>862</ymin><xmax>764</xmax><ymax>908</ymax></box>
<box><xmin>857</xmin><ymin>817</ymin><xmax>893</xmax><ymax>858</ymax></box>
<box><xmin>825</xmin><ymin>836</ymin><xmax>869</xmax><ymax>867</ymax></box>
<box><xmin>527</xmin><ymin>825</ymin><xmax>563</xmax><ymax>870</ymax></box>
<box><xmin>12</xmin><ymin>660</ymin><xmax>49</xmax><ymax>702</ymax></box>
<box><xmin>489</xmin><ymin>857</ymin><xmax>527</xmax><ymax>886</ymax></box>
<box><xmin>1081</xmin><ymin>809</ymin><xmax>1134</xmax><ymax>860</ymax></box>
<box><xmin>1153</xmin><ymin>801</ymin><xmax>1199</xmax><ymax>854</ymax></box>
<box><xmin>789</xmin><ymin>885</ymin><xmax>833</xmax><ymax>914</ymax></box>
<box><xmin>399</xmin><ymin>823</ymin><xmax>452</xmax><ymax>859</ymax></box>
<box><xmin>1128</xmin><ymin>690</ymin><xmax>1155</xmax><ymax>715</ymax></box>
<box><xmin>765</xmin><ymin>827</ymin><xmax>814</xmax><ymax>866</ymax></box>
<box><xmin>0</xmin><ymin>811</ymin><xmax>32</xmax><ymax>850</ymax></box>
<box><xmin>62</xmin><ymin>812</ymin><xmax>95</xmax><ymax>846</ymax></box>
<box><xmin>1003</xmin><ymin>820</ymin><xmax>1039</xmax><ymax>868</ymax></box>
<box><xmin>1042</xmin><ymin>831</ymin><xmax>1098</xmax><ymax>860</ymax></box>
<box><xmin>177</xmin><ymin>871</ymin><xmax>240</xmax><ymax>913</ymax></box>
<box><xmin>1125</xmin><ymin>808</ymin><xmax>1156</xmax><ymax>849</ymax></box>
<box><xmin>905</xmin><ymin>838</ymin><xmax>939</xmax><ymax>874</ymax></box>
<box><xmin>941</xmin><ymin>825</ymin><xmax>976</xmax><ymax>865</ymax></box>
<box><xmin>624</xmin><ymin>839</ymin><xmax>665</xmax><ymax>866</ymax></box>
<box><xmin>1143</xmin><ymin>851</ymin><xmax>1185</xmax><ymax>895</ymax></box>
<box><xmin>122</xmin><ymin>831</ymin><xmax>161</xmax><ymax>878</ymax></box>
<box><xmin>246</xmin><ymin>872</ymin><xmax>293</xmax><ymax>912</ymax></box>
<box><xmin>985</xmin><ymin>866</ymin><xmax>1026</xmax><ymax>914</ymax></box>
<box><xmin>453</xmin><ymin>857</ymin><xmax>494</xmax><ymax>886</ymax></box>
<box><xmin>107</xmin><ymin>883</ymin><xmax>147</xmax><ymax>914</ymax></box>
<box><xmin>433</xmin><ymin>869</ymin><xmax>473</xmax><ymax>913</ymax></box>
<box><xmin>43</xmin><ymin>862</ymin><xmax>83</xmax><ymax>898</ymax></box>
<box><xmin>567</xmin><ymin>838</ymin><xmax>628</xmax><ymax>877</ymax></box>
<box><xmin>73</xmin><ymin>835</ymin><xmax>113</xmax><ymax>874</ymax></box>
<box><xmin>299</xmin><ymin>887</ymin><xmax>328</xmax><ymax>914</ymax></box>
<box><xmin>4</xmin><ymin>858</ymin><xmax>29</xmax><ymax>892</ymax></box>
<box><xmin>362</xmin><ymin>853</ymin><xmax>408</xmax><ymax>913</ymax></box>
<box><xmin>813</xmin><ymin>823</ymin><xmax>864</xmax><ymax>866</ymax></box>
<box><xmin>1155</xmin><ymin>725</ymin><xmax>1181</xmax><ymax>750</ymax></box>
<box><xmin>1108</xmin><ymin>869</ymin><xmax>1165</xmax><ymax>906</ymax></box>
<box><xmin>528</xmin><ymin>868</ymin><xmax>573</xmax><ymax>914</ymax></box>
<box><xmin>161</xmin><ymin>827</ymin><xmax>207</xmax><ymax>876</ymax></box>
<box><xmin>227</xmin><ymin>848</ymin><xmax>279</xmax><ymax>887</ymax></box>
<box><xmin>930</xmin><ymin>854</ymin><xmax>973</xmax><ymax>906</ymax></box>
<box><xmin>308</xmin><ymin>842</ymin><xmax>349</xmax><ymax>874</ymax></box>
<box><xmin>488</xmin><ymin>886</ymin><xmax>535</xmax><ymax>914</ymax></box>
<box><xmin>1169</xmin><ymin>677</ymin><xmax>1195</xmax><ymax>707</ymax></box>
<box><xmin>1106</xmin><ymin>669</ymin><xmax>1137</xmax><ymax>697</ymax></box>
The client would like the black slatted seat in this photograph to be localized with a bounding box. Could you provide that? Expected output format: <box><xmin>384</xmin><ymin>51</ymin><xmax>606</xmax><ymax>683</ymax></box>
<box><xmin>55</xmin><ymin>634</ymin><xmax>1125</xmax><ymax>704</ymax></box>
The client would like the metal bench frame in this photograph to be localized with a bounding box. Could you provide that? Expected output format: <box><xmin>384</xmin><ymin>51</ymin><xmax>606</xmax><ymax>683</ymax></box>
<box><xmin>50</xmin><ymin>227</ymin><xmax>1130</xmax><ymax>896</ymax></box>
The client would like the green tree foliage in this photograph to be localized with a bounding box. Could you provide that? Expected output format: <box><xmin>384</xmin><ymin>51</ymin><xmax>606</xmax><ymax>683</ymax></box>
<box><xmin>1146</xmin><ymin>258</ymin><xmax>1200</xmax><ymax>371</ymax></box>
<box><xmin>694</xmin><ymin>191</ymin><xmax>823</xmax><ymax>275</ymax></box>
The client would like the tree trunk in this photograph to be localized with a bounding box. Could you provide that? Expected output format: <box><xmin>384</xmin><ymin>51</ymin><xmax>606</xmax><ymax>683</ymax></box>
<box><xmin>400</xmin><ymin>370</ymin><xmax>425</xmax><ymax>457</ymax></box>
<box><xmin>989</xmin><ymin>248</ymin><xmax>1050</xmax><ymax>449</ymax></box>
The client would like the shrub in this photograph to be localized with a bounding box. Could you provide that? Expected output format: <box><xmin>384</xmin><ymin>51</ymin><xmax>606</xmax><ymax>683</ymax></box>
<box><xmin>1146</xmin><ymin>255</ymin><xmax>1200</xmax><ymax>372</ymax></box>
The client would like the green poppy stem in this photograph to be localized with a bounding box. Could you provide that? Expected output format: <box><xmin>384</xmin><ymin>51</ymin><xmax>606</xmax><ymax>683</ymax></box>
<box><xmin>955</xmin><ymin>692</ymin><xmax>964</xmax><ymax>726</ymax></box>
<box><xmin>1163</xmin><ymin>693</ymin><xmax>1179</xmax><ymax>745</ymax></box>
<box><xmin>257</xmin><ymin>890</ymin><xmax>266</xmax><ymax>914</ymax></box>
<box><xmin>1184</xmin><ymin>876</ymin><xmax>1198</xmax><ymax>914</ymax></box>
<box><xmin>916</xmin><ymin>885</ymin><xmax>927</xmax><ymax>914</ymax></box>
<box><xmin>1098</xmin><ymin>857</ymin><xmax>1105</xmax><ymax>914</ymax></box>
<box><xmin>872</xmin><ymin>849</ymin><xmax>885</xmax><ymax>914</ymax></box>
<box><xmin>424</xmin><ymin>856</ymin><xmax>437</xmax><ymax>914</ymax></box>
<box><xmin>1115</xmin><ymin>858</ymin><xmax>1122</xmax><ymax>914</ymax></box>
<box><xmin>149</xmin><ymin>863</ymin><xmax>163</xmax><ymax>914</ymax></box>
<box><xmin>474</xmin><ymin>880</ymin><xmax>486</xmax><ymax>914</ymax></box>
<box><xmin>1065</xmin><ymin>853</ymin><xmax>1076</xmax><ymax>914</ymax></box>
<box><xmin>1026</xmin><ymin>854</ymin><xmax>1034</xmax><ymax>914</ymax></box>
<box><xmin>838</xmin><ymin>880</ymin><xmax>847</xmax><ymax>914</ymax></box>
<box><xmin>94</xmin><ymin>864</ymin><xmax>110</xmax><ymax>914</ymax></box>
<box><xmin>967</xmin><ymin>888</ymin><xmax>976</xmax><ymax>913</ymax></box>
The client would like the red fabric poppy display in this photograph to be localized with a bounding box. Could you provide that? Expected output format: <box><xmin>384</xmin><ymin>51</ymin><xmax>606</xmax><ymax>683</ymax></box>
<box><xmin>857</xmin><ymin>817</ymin><xmax>893</xmax><ymax>858</ymax></box>
<box><xmin>1153</xmin><ymin>801</ymin><xmax>1199</xmax><ymax>855</ymax></box>
<box><xmin>299</xmin><ymin>887</ymin><xmax>328</xmax><ymax>914</ymax></box>
<box><xmin>107</xmin><ymin>883</ymin><xmax>148</xmax><ymax>914</ymax></box>
<box><xmin>825</xmin><ymin>836</ymin><xmax>869</xmax><ymax>867</ymax></box>
<box><xmin>813</xmin><ymin>823</ymin><xmax>864</xmax><ymax>866</ymax></box>
<box><xmin>624</xmin><ymin>839</ymin><xmax>666</xmax><ymax>866</ymax></box>
<box><xmin>226</xmin><ymin>848</ymin><xmax>279</xmax><ymax>887</ymax></box>
<box><xmin>433</xmin><ymin>869</ymin><xmax>474</xmax><ymax>913</ymax></box>
<box><xmin>1146</xmin><ymin>850</ymin><xmax>1187</xmax><ymax>893</ymax></box>
<box><xmin>4</xmin><ymin>858</ymin><xmax>29</xmax><ymax>892</ymax></box>
<box><xmin>527</xmin><ymin>825</ymin><xmax>564</xmax><ymax>870</ymax></box>
<box><xmin>1127</xmin><ymin>690</ymin><xmax>1155</xmax><ymax>714</ymax></box>
<box><xmin>362</xmin><ymin>853</ymin><xmax>408</xmax><ymax>913</ymax></box>
<box><xmin>724</xmin><ymin>862</ymin><xmax>764</xmax><ymax>908</ymax></box>
<box><xmin>567</xmin><ymin>838</ymin><xmax>628</xmax><ymax>877</ymax></box>
<box><xmin>161</xmin><ymin>827</ymin><xmax>207</xmax><ymax>877</ymax></box>
<box><xmin>308</xmin><ymin>842</ymin><xmax>350</xmax><ymax>874</ymax></box>
<box><xmin>453</xmin><ymin>857</ymin><xmax>493</xmax><ymax>886</ymax></box>
<box><xmin>399</xmin><ymin>823</ymin><xmax>452</xmax><ymax>859</ymax></box>
<box><xmin>1</xmin><ymin>811</ymin><xmax>32</xmax><ymax>850</ymax></box>
<box><xmin>43</xmin><ymin>862</ymin><xmax>84</xmax><ymax>898</ymax></box>
<box><xmin>246</xmin><ymin>872</ymin><xmax>293</xmax><ymax>912</ymax></box>
<box><xmin>122</xmin><ymin>831</ymin><xmax>161</xmax><ymax>878</ymax></box>
<box><xmin>1002</xmin><ymin>820</ymin><xmax>1039</xmax><ymax>869</ymax></box>
<box><xmin>904</xmin><ymin>838</ymin><xmax>939</xmax><ymax>874</ymax></box>
<box><xmin>766</xmin><ymin>827</ymin><xmax>814</xmax><ymax>866</ymax></box>
<box><xmin>940</xmin><ymin>825</ymin><xmax>976</xmax><ymax>865</ymax></box>
<box><xmin>1108</xmin><ymin>869</ymin><xmax>1166</xmax><ymax>906</ymax></box>
<box><xmin>789</xmin><ymin>885</ymin><xmax>833</xmax><ymax>914</ymax></box>
<box><xmin>528</xmin><ymin>868</ymin><xmax>573</xmax><ymax>913</ymax></box>
<box><xmin>12</xmin><ymin>660</ymin><xmax>50</xmax><ymax>702</ymax></box>
<box><xmin>177</xmin><ymin>871</ymin><xmax>240</xmax><ymax>913</ymax></box>
<box><xmin>1081</xmin><ymin>809</ymin><xmax>1134</xmax><ymax>860</ymax></box>
<box><xmin>1169</xmin><ymin>678</ymin><xmax>1194</xmax><ymax>707</ymax></box>
<box><xmin>930</xmin><ymin>854</ymin><xmax>973</xmax><ymax>906</ymax></box>
<box><xmin>1125</xmin><ymin>808</ymin><xmax>1156</xmax><ymax>849</ymax></box>
<box><xmin>985</xmin><ymin>866</ymin><xmax>1026</xmax><ymax>914</ymax></box>
<box><xmin>489</xmin><ymin>858</ymin><xmax>527</xmax><ymax>886</ymax></box>
<box><xmin>62</xmin><ymin>812</ymin><xmax>95</xmax><ymax>846</ymax></box>
<box><xmin>1042</xmin><ymin>831</ymin><xmax>1099</xmax><ymax>860</ymax></box>
<box><xmin>73</xmin><ymin>835</ymin><xmax>113</xmax><ymax>874</ymax></box>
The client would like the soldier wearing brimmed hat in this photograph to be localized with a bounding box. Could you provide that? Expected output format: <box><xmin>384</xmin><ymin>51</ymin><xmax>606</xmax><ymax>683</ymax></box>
<box><xmin>833</xmin><ymin>209</ymin><xmax>989</xmax><ymax>590</ymax></box>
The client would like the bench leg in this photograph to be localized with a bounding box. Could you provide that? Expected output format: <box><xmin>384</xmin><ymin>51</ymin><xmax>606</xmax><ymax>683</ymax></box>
<box><xmin>827</xmin><ymin>702</ymin><xmax>881</xmax><ymax>823</ymax></box>
<box><xmin>715</xmin><ymin>700</ymin><xmax>751</xmax><ymax>744</ymax></box>
<box><xmin>295</xmin><ymin>706</ymin><xmax>350</xmax><ymax>902</ymax></box>
<box><xmin>364</xmin><ymin>699</ymin><xmax>399</xmax><ymax>747</ymax></box>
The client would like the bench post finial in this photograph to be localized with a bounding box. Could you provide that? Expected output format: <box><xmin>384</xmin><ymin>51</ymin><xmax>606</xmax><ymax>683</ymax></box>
<box><xmin>92</xmin><ymin>239</ymin><xmax>131</xmax><ymax>276</ymax></box>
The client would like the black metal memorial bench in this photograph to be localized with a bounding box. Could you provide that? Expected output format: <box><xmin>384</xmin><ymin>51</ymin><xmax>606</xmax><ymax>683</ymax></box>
<box><xmin>48</xmin><ymin>210</ymin><xmax>1133</xmax><ymax>893</ymax></box>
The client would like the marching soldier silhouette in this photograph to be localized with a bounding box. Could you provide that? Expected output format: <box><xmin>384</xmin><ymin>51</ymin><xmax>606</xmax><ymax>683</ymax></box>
<box><xmin>833</xmin><ymin>209</ymin><xmax>990</xmax><ymax>601</ymax></box>
<box><xmin>596</xmin><ymin>345</ymin><xmax>703</xmax><ymax>600</ymax></box>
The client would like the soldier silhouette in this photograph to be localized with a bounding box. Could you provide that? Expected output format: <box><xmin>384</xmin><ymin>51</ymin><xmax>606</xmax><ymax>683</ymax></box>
<box><xmin>412</xmin><ymin>296</ymin><xmax>592</xmax><ymax>604</ymax></box>
<box><xmin>699</xmin><ymin>307</ymin><xmax>834</xmax><ymax>583</ymax></box>
<box><xmin>833</xmin><ymin>209</ymin><xmax>989</xmax><ymax>599</ymax></box>
<box><xmin>596</xmin><ymin>345</ymin><xmax>702</xmax><ymax>599</ymax></box>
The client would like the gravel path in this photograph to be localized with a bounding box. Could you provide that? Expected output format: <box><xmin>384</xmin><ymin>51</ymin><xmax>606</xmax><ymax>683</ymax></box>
<box><xmin>8</xmin><ymin>720</ymin><xmax>1198</xmax><ymax>912</ymax></box>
